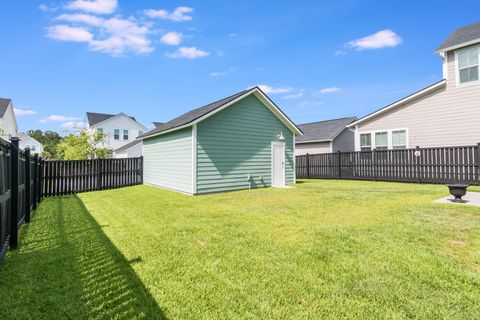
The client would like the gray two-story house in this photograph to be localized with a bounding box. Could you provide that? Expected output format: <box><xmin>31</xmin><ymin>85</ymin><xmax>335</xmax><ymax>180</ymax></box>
<box><xmin>349</xmin><ymin>22</ymin><xmax>480</xmax><ymax>151</ymax></box>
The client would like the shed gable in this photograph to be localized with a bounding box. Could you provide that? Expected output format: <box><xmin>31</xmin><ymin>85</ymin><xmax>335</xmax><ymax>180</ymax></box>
<box><xmin>196</xmin><ymin>94</ymin><xmax>294</xmax><ymax>194</ymax></box>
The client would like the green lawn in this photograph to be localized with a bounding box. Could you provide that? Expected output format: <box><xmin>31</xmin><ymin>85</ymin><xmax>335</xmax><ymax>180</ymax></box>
<box><xmin>1</xmin><ymin>180</ymin><xmax>480</xmax><ymax>319</ymax></box>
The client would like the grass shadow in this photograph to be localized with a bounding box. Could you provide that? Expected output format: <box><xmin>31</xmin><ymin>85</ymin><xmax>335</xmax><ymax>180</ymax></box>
<box><xmin>0</xmin><ymin>195</ymin><xmax>165</xmax><ymax>320</ymax></box>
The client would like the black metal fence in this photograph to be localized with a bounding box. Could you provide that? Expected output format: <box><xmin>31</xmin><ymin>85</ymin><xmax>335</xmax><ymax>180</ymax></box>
<box><xmin>0</xmin><ymin>137</ymin><xmax>44</xmax><ymax>263</ymax></box>
<box><xmin>296</xmin><ymin>144</ymin><xmax>480</xmax><ymax>185</ymax></box>
<box><xmin>1</xmin><ymin>136</ymin><xmax>144</xmax><ymax>264</ymax></box>
<box><xmin>42</xmin><ymin>157</ymin><xmax>143</xmax><ymax>197</ymax></box>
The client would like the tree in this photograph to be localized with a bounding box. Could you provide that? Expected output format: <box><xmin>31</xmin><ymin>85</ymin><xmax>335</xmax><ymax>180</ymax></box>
<box><xmin>56</xmin><ymin>128</ymin><xmax>110</xmax><ymax>160</ymax></box>
<box><xmin>26</xmin><ymin>129</ymin><xmax>62</xmax><ymax>159</ymax></box>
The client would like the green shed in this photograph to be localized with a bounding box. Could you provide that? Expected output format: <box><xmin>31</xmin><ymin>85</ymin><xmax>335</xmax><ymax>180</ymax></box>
<box><xmin>139</xmin><ymin>87</ymin><xmax>303</xmax><ymax>195</ymax></box>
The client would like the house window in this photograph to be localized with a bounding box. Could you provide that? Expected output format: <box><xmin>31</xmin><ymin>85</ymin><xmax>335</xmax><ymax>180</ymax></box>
<box><xmin>114</xmin><ymin>129</ymin><xmax>120</xmax><ymax>140</ymax></box>
<box><xmin>458</xmin><ymin>47</ymin><xmax>479</xmax><ymax>84</ymax></box>
<box><xmin>392</xmin><ymin>130</ymin><xmax>407</xmax><ymax>149</ymax></box>
<box><xmin>123</xmin><ymin>129</ymin><xmax>129</xmax><ymax>140</ymax></box>
<box><xmin>360</xmin><ymin>133</ymin><xmax>371</xmax><ymax>152</ymax></box>
<box><xmin>31</xmin><ymin>145</ymin><xmax>36</xmax><ymax>151</ymax></box>
<box><xmin>374</xmin><ymin>132</ymin><xmax>388</xmax><ymax>150</ymax></box>
<box><xmin>97</xmin><ymin>128</ymin><xmax>103</xmax><ymax>134</ymax></box>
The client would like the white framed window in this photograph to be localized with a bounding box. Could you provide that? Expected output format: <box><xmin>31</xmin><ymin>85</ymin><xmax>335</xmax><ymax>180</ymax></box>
<box><xmin>31</xmin><ymin>145</ymin><xmax>36</xmax><ymax>151</ymax></box>
<box><xmin>357</xmin><ymin>128</ymin><xmax>408</xmax><ymax>151</ymax></box>
<box><xmin>392</xmin><ymin>130</ymin><xmax>407</xmax><ymax>149</ymax></box>
<box><xmin>457</xmin><ymin>46</ymin><xmax>479</xmax><ymax>85</ymax></box>
<box><xmin>123</xmin><ymin>129</ymin><xmax>129</xmax><ymax>140</ymax></box>
<box><xmin>374</xmin><ymin>132</ymin><xmax>388</xmax><ymax>150</ymax></box>
<box><xmin>114</xmin><ymin>129</ymin><xmax>120</xmax><ymax>140</ymax></box>
<box><xmin>360</xmin><ymin>133</ymin><xmax>371</xmax><ymax>152</ymax></box>
<box><xmin>97</xmin><ymin>128</ymin><xmax>103</xmax><ymax>134</ymax></box>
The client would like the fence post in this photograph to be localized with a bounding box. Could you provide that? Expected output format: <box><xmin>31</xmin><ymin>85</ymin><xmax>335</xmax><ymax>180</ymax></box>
<box><xmin>416</xmin><ymin>146</ymin><xmax>421</xmax><ymax>183</ymax></box>
<box><xmin>39</xmin><ymin>159</ymin><xmax>44</xmax><ymax>200</ymax></box>
<box><xmin>337</xmin><ymin>151</ymin><xmax>341</xmax><ymax>179</ymax></box>
<box><xmin>373</xmin><ymin>148</ymin><xmax>377</xmax><ymax>181</ymax></box>
<box><xmin>96</xmin><ymin>158</ymin><xmax>102</xmax><ymax>190</ymax></box>
<box><xmin>477</xmin><ymin>143</ymin><xmax>480</xmax><ymax>184</ymax></box>
<box><xmin>306</xmin><ymin>153</ymin><xmax>310</xmax><ymax>179</ymax></box>
<box><xmin>32</xmin><ymin>154</ymin><xmax>38</xmax><ymax>210</ymax></box>
<box><xmin>140</xmin><ymin>156</ymin><xmax>144</xmax><ymax>184</ymax></box>
<box><xmin>24</xmin><ymin>148</ymin><xmax>31</xmax><ymax>223</ymax></box>
<box><xmin>9</xmin><ymin>137</ymin><xmax>19</xmax><ymax>249</ymax></box>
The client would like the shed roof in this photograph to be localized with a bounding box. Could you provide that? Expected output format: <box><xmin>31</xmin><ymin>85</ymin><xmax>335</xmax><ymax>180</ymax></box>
<box><xmin>139</xmin><ymin>87</ymin><xmax>302</xmax><ymax>139</ymax></box>
<box><xmin>114</xmin><ymin>139</ymin><xmax>141</xmax><ymax>152</ymax></box>
<box><xmin>296</xmin><ymin>117</ymin><xmax>356</xmax><ymax>143</ymax></box>
<box><xmin>0</xmin><ymin>98</ymin><xmax>11</xmax><ymax>118</ymax></box>
<box><xmin>436</xmin><ymin>21</ymin><xmax>480</xmax><ymax>52</ymax></box>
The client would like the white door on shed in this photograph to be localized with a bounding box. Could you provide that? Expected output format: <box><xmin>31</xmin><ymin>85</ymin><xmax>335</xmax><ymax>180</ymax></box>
<box><xmin>271</xmin><ymin>142</ymin><xmax>286</xmax><ymax>187</ymax></box>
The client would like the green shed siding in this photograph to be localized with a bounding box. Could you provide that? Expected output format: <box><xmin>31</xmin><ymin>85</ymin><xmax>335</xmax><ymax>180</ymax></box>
<box><xmin>143</xmin><ymin>128</ymin><xmax>193</xmax><ymax>194</ymax></box>
<box><xmin>196</xmin><ymin>95</ymin><xmax>294</xmax><ymax>194</ymax></box>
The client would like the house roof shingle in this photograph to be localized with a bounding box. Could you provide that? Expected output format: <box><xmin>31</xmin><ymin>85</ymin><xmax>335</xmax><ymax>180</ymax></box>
<box><xmin>86</xmin><ymin>112</ymin><xmax>137</xmax><ymax>126</ymax></box>
<box><xmin>0</xmin><ymin>98</ymin><xmax>11</xmax><ymax>118</ymax></box>
<box><xmin>296</xmin><ymin>117</ymin><xmax>357</xmax><ymax>143</ymax></box>
<box><xmin>153</xmin><ymin>122</ymin><xmax>164</xmax><ymax>128</ymax></box>
<box><xmin>139</xmin><ymin>88</ymin><xmax>251</xmax><ymax>138</ymax></box>
<box><xmin>437</xmin><ymin>21</ymin><xmax>480</xmax><ymax>52</ymax></box>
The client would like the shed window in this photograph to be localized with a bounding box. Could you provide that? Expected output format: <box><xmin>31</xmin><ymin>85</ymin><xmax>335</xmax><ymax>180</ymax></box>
<box><xmin>114</xmin><ymin>129</ymin><xmax>120</xmax><ymax>140</ymax></box>
<box><xmin>123</xmin><ymin>129</ymin><xmax>129</xmax><ymax>140</ymax></box>
<box><xmin>458</xmin><ymin>47</ymin><xmax>479</xmax><ymax>84</ymax></box>
<box><xmin>360</xmin><ymin>133</ymin><xmax>371</xmax><ymax>152</ymax></box>
<box><xmin>392</xmin><ymin>130</ymin><xmax>407</xmax><ymax>149</ymax></box>
<box><xmin>375</xmin><ymin>132</ymin><xmax>388</xmax><ymax>150</ymax></box>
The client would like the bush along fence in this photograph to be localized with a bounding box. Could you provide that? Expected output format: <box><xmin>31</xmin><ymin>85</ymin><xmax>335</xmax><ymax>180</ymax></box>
<box><xmin>0</xmin><ymin>137</ymin><xmax>44</xmax><ymax>263</ymax></box>
<box><xmin>296</xmin><ymin>144</ymin><xmax>480</xmax><ymax>185</ymax></box>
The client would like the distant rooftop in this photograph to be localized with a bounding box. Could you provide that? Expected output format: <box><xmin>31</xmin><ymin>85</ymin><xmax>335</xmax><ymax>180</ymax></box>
<box><xmin>437</xmin><ymin>21</ymin><xmax>480</xmax><ymax>52</ymax></box>
<box><xmin>86</xmin><ymin>112</ymin><xmax>137</xmax><ymax>126</ymax></box>
<box><xmin>296</xmin><ymin>117</ymin><xmax>356</xmax><ymax>143</ymax></box>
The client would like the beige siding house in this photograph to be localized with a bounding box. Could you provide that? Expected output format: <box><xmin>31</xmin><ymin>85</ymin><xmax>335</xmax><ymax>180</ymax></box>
<box><xmin>296</xmin><ymin>117</ymin><xmax>356</xmax><ymax>155</ymax></box>
<box><xmin>349</xmin><ymin>22</ymin><xmax>480</xmax><ymax>151</ymax></box>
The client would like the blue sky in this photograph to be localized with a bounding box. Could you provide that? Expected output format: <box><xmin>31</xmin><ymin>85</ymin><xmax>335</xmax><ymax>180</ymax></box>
<box><xmin>1</xmin><ymin>0</ymin><xmax>479</xmax><ymax>133</ymax></box>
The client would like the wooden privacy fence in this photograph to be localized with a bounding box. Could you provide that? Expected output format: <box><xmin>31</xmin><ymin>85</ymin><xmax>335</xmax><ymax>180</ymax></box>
<box><xmin>0</xmin><ymin>137</ymin><xmax>44</xmax><ymax>263</ymax></box>
<box><xmin>296</xmin><ymin>144</ymin><xmax>480</xmax><ymax>185</ymax></box>
<box><xmin>42</xmin><ymin>157</ymin><xmax>143</xmax><ymax>196</ymax></box>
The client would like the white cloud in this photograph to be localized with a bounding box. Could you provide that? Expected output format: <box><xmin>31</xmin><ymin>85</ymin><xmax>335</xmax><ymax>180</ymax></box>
<box><xmin>61</xmin><ymin>121</ymin><xmax>85</xmax><ymax>129</ymax></box>
<box><xmin>317</xmin><ymin>87</ymin><xmax>341</xmax><ymax>94</ymax></box>
<box><xmin>39</xmin><ymin>4</ymin><xmax>57</xmax><ymax>13</ymax></box>
<box><xmin>50</xmin><ymin>15</ymin><xmax>153</xmax><ymax>56</ymax></box>
<box><xmin>144</xmin><ymin>6</ymin><xmax>193</xmax><ymax>21</ymax></box>
<box><xmin>256</xmin><ymin>85</ymin><xmax>293</xmax><ymax>94</ymax></box>
<box><xmin>14</xmin><ymin>108</ymin><xmax>36</xmax><ymax>116</ymax></box>
<box><xmin>160</xmin><ymin>32</ymin><xmax>182</xmax><ymax>45</ymax></box>
<box><xmin>56</xmin><ymin>13</ymin><xmax>103</xmax><ymax>26</ymax></box>
<box><xmin>297</xmin><ymin>101</ymin><xmax>323</xmax><ymax>108</ymax></box>
<box><xmin>46</xmin><ymin>25</ymin><xmax>93</xmax><ymax>42</ymax></box>
<box><xmin>167</xmin><ymin>46</ymin><xmax>209</xmax><ymax>59</ymax></box>
<box><xmin>282</xmin><ymin>92</ymin><xmax>304</xmax><ymax>99</ymax></box>
<box><xmin>349</xmin><ymin>29</ymin><xmax>402</xmax><ymax>50</ymax></box>
<box><xmin>65</xmin><ymin>0</ymin><xmax>118</xmax><ymax>15</ymax></box>
<box><xmin>40</xmin><ymin>115</ymin><xmax>81</xmax><ymax>123</ymax></box>
<box><xmin>335</xmin><ymin>50</ymin><xmax>347</xmax><ymax>56</ymax></box>
<box><xmin>209</xmin><ymin>67</ymin><xmax>235</xmax><ymax>77</ymax></box>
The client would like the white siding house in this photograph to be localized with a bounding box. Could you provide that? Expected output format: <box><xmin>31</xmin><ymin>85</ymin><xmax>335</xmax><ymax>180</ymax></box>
<box><xmin>350</xmin><ymin>22</ymin><xmax>480</xmax><ymax>150</ymax></box>
<box><xmin>0</xmin><ymin>98</ymin><xmax>18</xmax><ymax>141</ymax></box>
<box><xmin>86</xmin><ymin>112</ymin><xmax>147</xmax><ymax>157</ymax></box>
<box><xmin>18</xmin><ymin>132</ymin><xmax>44</xmax><ymax>154</ymax></box>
